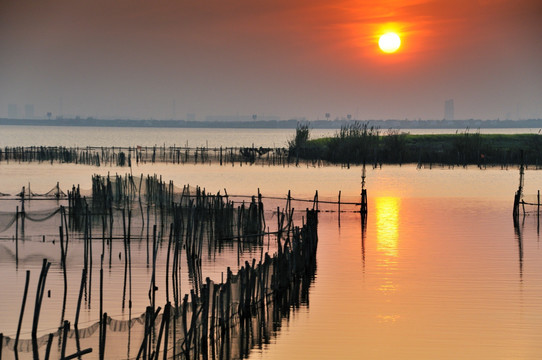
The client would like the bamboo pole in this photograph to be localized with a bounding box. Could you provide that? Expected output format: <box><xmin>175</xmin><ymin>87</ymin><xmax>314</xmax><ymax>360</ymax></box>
<box><xmin>43</xmin><ymin>333</ymin><xmax>54</xmax><ymax>360</ymax></box>
<box><xmin>74</xmin><ymin>267</ymin><xmax>87</xmax><ymax>328</ymax></box>
<box><xmin>61</xmin><ymin>320</ymin><xmax>69</xmax><ymax>359</ymax></box>
<box><xmin>14</xmin><ymin>270</ymin><xmax>30</xmax><ymax>355</ymax></box>
<box><xmin>99</xmin><ymin>312</ymin><xmax>107</xmax><ymax>360</ymax></box>
<box><xmin>32</xmin><ymin>259</ymin><xmax>51</xmax><ymax>358</ymax></box>
<box><xmin>15</xmin><ymin>206</ymin><xmax>18</xmax><ymax>265</ymax></box>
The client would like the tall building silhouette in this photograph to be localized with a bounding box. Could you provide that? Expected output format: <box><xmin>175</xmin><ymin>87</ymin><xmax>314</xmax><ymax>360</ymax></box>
<box><xmin>24</xmin><ymin>104</ymin><xmax>34</xmax><ymax>118</ymax></box>
<box><xmin>444</xmin><ymin>99</ymin><xmax>454</xmax><ymax>120</ymax></box>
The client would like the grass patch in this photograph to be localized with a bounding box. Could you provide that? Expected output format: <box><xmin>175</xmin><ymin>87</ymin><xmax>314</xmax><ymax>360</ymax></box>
<box><xmin>290</xmin><ymin>123</ymin><xmax>542</xmax><ymax>166</ymax></box>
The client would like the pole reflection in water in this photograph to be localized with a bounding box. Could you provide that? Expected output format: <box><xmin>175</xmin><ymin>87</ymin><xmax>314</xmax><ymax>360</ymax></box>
<box><xmin>0</xmin><ymin>174</ymin><xmax>319</xmax><ymax>360</ymax></box>
<box><xmin>513</xmin><ymin>214</ymin><xmax>524</xmax><ymax>281</ymax></box>
<box><xmin>361</xmin><ymin>210</ymin><xmax>367</xmax><ymax>272</ymax></box>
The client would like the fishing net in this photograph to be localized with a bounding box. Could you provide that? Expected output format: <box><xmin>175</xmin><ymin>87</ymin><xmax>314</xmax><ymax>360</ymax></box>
<box><xmin>0</xmin><ymin>172</ymin><xmax>317</xmax><ymax>359</ymax></box>
<box><xmin>1</xmin><ymin>247</ymin><xmax>312</xmax><ymax>360</ymax></box>
<box><xmin>0</xmin><ymin>212</ymin><xmax>17</xmax><ymax>233</ymax></box>
<box><xmin>519</xmin><ymin>194</ymin><xmax>542</xmax><ymax>214</ymax></box>
<box><xmin>0</xmin><ymin>210</ymin><xmax>318</xmax><ymax>360</ymax></box>
<box><xmin>0</xmin><ymin>208</ymin><xmax>61</xmax><ymax>234</ymax></box>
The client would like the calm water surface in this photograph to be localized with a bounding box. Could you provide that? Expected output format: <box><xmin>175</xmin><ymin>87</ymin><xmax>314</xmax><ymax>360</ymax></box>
<box><xmin>1</xmin><ymin>127</ymin><xmax>542</xmax><ymax>359</ymax></box>
<box><xmin>1</xmin><ymin>125</ymin><xmax>539</xmax><ymax>147</ymax></box>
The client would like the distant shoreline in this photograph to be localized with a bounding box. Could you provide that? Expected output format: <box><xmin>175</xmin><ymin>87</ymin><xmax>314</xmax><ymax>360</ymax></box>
<box><xmin>1</xmin><ymin>117</ymin><xmax>542</xmax><ymax>129</ymax></box>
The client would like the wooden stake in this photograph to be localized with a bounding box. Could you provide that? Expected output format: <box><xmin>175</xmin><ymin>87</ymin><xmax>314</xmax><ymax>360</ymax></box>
<box><xmin>14</xmin><ymin>270</ymin><xmax>30</xmax><ymax>355</ymax></box>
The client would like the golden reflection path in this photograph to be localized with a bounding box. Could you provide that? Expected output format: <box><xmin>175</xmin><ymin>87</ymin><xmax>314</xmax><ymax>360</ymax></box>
<box><xmin>375</xmin><ymin>197</ymin><xmax>400</xmax><ymax>300</ymax></box>
<box><xmin>376</xmin><ymin>197</ymin><xmax>400</xmax><ymax>257</ymax></box>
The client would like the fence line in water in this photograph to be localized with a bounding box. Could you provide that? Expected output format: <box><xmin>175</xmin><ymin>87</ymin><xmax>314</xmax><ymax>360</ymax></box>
<box><xmin>1</xmin><ymin>144</ymin><xmax>536</xmax><ymax>170</ymax></box>
<box><xmin>0</xmin><ymin>145</ymin><xmax>319</xmax><ymax>167</ymax></box>
<box><xmin>0</xmin><ymin>173</ymin><xmax>364</xmax><ymax>216</ymax></box>
<box><xmin>0</xmin><ymin>207</ymin><xmax>318</xmax><ymax>359</ymax></box>
<box><xmin>0</xmin><ymin>173</ymin><xmax>320</xmax><ymax>359</ymax></box>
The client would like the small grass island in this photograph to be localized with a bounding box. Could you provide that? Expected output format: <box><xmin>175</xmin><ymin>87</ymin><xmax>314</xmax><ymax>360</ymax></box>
<box><xmin>289</xmin><ymin>122</ymin><xmax>542</xmax><ymax>166</ymax></box>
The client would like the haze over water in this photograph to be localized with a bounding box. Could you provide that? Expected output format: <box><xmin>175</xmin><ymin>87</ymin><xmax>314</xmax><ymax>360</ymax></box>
<box><xmin>1</xmin><ymin>1</ymin><xmax>541</xmax><ymax>120</ymax></box>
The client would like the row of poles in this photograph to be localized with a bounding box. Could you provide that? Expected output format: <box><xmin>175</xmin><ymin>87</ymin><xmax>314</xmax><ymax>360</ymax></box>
<box><xmin>0</xmin><ymin>196</ymin><xmax>318</xmax><ymax>359</ymax></box>
<box><xmin>0</xmin><ymin>145</ymin><xmax>302</xmax><ymax>167</ymax></box>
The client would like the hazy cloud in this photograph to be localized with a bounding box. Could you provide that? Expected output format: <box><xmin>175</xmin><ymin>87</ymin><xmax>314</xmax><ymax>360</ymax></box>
<box><xmin>1</xmin><ymin>0</ymin><xmax>540</xmax><ymax>120</ymax></box>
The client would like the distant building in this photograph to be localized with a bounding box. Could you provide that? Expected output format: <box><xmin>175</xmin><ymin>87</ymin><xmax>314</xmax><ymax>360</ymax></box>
<box><xmin>186</xmin><ymin>113</ymin><xmax>196</xmax><ymax>122</ymax></box>
<box><xmin>444</xmin><ymin>99</ymin><xmax>454</xmax><ymax>121</ymax></box>
<box><xmin>24</xmin><ymin>104</ymin><xmax>34</xmax><ymax>118</ymax></box>
<box><xmin>8</xmin><ymin>103</ymin><xmax>18</xmax><ymax>118</ymax></box>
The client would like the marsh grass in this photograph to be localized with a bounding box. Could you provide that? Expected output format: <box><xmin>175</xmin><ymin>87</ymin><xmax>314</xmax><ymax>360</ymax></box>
<box><xmin>292</xmin><ymin>123</ymin><xmax>542</xmax><ymax>166</ymax></box>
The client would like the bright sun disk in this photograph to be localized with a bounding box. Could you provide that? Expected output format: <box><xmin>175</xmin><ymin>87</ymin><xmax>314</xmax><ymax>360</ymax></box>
<box><xmin>379</xmin><ymin>32</ymin><xmax>401</xmax><ymax>53</ymax></box>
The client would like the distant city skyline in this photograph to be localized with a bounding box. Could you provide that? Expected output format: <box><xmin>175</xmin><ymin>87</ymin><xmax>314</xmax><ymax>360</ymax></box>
<box><xmin>3</xmin><ymin>102</ymin><xmax>540</xmax><ymax>122</ymax></box>
<box><xmin>1</xmin><ymin>1</ymin><xmax>541</xmax><ymax>121</ymax></box>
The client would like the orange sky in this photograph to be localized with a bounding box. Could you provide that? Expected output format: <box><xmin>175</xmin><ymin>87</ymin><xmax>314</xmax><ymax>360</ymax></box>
<box><xmin>0</xmin><ymin>0</ymin><xmax>541</xmax><ymax>120</ymax></box>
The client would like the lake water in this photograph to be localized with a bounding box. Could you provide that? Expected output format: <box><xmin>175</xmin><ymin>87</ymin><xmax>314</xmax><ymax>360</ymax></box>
<box><xmin>1</xmin><ymin>126</ymin><xmax>542</xmax><ymax>359</ymax></box>
<box><xmin>0</xmin><ymin>125</ymin><xmax>540</xmax><ymax>148</ymax></box>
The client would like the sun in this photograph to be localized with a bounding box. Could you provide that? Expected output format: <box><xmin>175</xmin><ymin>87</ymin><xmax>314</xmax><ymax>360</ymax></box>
<box><xmin>379</xmin><ymin>32</ymin><xmax>401</xmax><ymax>53</ymax></box>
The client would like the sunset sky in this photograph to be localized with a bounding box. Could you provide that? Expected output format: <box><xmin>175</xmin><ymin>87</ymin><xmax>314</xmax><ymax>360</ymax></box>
<box><xmin>1</xmin><ymin>0</ymin><xmax>541</xmax><ymax>121</ymax></box>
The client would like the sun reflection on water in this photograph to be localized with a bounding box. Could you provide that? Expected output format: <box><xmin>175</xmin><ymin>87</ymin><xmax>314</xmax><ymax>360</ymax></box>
<box><xmin>376</xmin><ymin>197</ymin><xmax>400</xmax><ymax>257</ymax></box>
<box><xmin>375</xmin><ymin>197</ymin><xmax>400</xmax><ymax>296</ymax></box>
